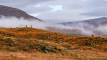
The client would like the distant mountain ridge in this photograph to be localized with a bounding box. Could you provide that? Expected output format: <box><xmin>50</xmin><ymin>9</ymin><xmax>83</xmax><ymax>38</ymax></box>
<box><xmin>61</xmin><ymin>17</ymin><xmax>107</xmax><ymax>27</ymax></box>
<box><xmin>0</xmin><ymin>5</ymin><xmax>42</xmax><ymax>21</ymax></box>
<box><xmin>47</xmin><ymin>17</ymin><xmax>107</xmax><ymax>36</ymax></box>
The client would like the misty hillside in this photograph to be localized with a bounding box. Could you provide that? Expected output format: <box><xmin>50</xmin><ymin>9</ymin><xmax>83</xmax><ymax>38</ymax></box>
<box><xmin>0</xmin><ymin>5</ymin><xmax>41</xmax><ymax>21</ymax></box>
<box><xmin>61</xmin><ymin>17</ymin><xmax>107</xmax><ymax>27</ymax></box>
<box><xmin>46</xmin><ymin>17</ymin><xmax>107</xmax><ymax>36</ymax></box>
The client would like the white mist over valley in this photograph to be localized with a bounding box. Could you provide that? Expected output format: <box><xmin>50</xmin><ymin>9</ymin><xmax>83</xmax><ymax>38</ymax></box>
<box><xmin>0</xmin><ymin>16</ymin><xmax>107</xmax><ymax>36</ymax></box>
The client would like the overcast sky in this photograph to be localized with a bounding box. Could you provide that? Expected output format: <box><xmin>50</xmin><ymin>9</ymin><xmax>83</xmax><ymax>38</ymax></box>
<box><xmin>0</xmin><ymin>0</ymin><xmax>107</xmax><ymax>23</ymax></box>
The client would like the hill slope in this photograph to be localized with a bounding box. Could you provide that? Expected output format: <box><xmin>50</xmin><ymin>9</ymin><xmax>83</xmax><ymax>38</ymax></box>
<box><xmin>61</xmin><ymin>17</ymin><xmax>107</xmax><ymax>27</ymax></box>
<box><xmin>48</xmin><ymin>17</ymin><xmax>107</xmax><ymax>36</ymax></box>
<box><xmin>0</xmin><ymin>27</ymin><xmax>106</xmax><ymax>60</ymax></box>
<box><xmin>0</xmin><ymin>5</ymin><xmax>42</xmax><ymax>21</ymax></box>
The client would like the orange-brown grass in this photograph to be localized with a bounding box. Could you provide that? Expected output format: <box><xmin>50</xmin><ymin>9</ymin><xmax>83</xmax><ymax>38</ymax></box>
<box><xmin>0</xmin><ymin>27</ymin><xmax>107</xmax><ymax>60</ymax></box>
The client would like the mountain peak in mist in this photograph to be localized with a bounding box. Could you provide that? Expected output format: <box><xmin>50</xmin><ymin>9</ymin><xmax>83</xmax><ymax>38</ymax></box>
<box><xmin>61</xmin><ymin>17</ymin><xmax>107</xmax><ymax>26</ymax></box>
<box><xmin>58</xmin><ymin>17</ymin><xmax>107</xmax><ymax>36</ymax></box>
<box><xmin>84</xmin><ymin>17</ymin><xmax>107</xmax><ymax>22</ymax></box>
<box><xmin>0</xmin><ymin>5</ymin><xmax>42</xmax><ymax>21</ymax></box>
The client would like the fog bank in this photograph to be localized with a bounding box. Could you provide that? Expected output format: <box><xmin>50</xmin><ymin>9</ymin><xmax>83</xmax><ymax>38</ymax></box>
<box><xmin>0</xmin><ymin>17</ymin><xmax>107</xmax><ymax>36</ymax></box>
<box><xmin>0</xmin><ymin>17</ymin><xmax>50</xmax><ymax>29</ymax></box>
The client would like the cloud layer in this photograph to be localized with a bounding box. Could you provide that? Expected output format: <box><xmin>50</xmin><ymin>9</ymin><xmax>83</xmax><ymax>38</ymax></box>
<box><xmin>0</xmin><ymin>0</ymin><xmax>107</xmax><ymax>23</ymax></box>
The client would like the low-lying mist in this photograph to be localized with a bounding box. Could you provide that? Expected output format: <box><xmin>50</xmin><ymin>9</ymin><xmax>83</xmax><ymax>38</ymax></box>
<box><xmin>0</xmin><ymin>16</ymin><xmax>107</xmax><ymax>36</ymax></box>
<box><xmin>46</xmin><ymin>22</ymin><xmax>107</xmax><ymax>36</ymax></box>
<box><xmin>0</xmin><ymin>17</ymin><xmax>50</xmax><ymax>29</ymax></box>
